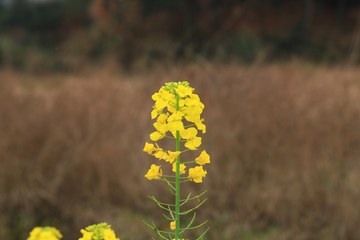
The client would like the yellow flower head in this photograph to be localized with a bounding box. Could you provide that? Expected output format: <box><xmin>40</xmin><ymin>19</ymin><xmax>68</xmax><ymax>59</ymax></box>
<box><xmin>170</xmin><ymin>221</ymin><xmax>176</xmax><ymax>230</ymax></box>
<box><xmin>145</xmin><ymin>82</ymin><xmax>209</xmax><ymax>183</ymax></box>
<box><xmin>27</xmin><ymin>227</ymin><xmax>42</xmax><ymax>240</ymax></box>
<box><xmin>154</xmin><ymin>151</ymin><xmax>168</xmax><ymax>161</ymax></box>
<box><xmin>185</xmin><ymin>93</ymin><xmax>204</xmax><ymax>108</ymax></box>
<box><xmin>184</xmin><ymin>106</ymin><xmax>203</xmax><ymax>117</ymax></box>
<box><xmin>145</xmin><ymin>164</ymin><xmax>162</xmax><ymax>180</ymax></box>
<box><xmin>150</xmin><ymin>131</ymin><xmax>164</xmax><ymax>141</ymax></box>
<box><xmin>157</xmin><ymin>113</ymin><xmax>168</xmax><ymax>123</ymax></box>
<box><xmin>103</xmin><ymin>229</ymin><xmax>119</xmax><ymax>240</ymax></box>
<box><xmin>188</xmin><ymin>166</ymin><xmax>207</xmax><ymax>183</ymax></box>
<box><xmin>175</xmin><ymin>84</ymin><xmax>193</xmax><ymax>98</ymax></box>
<box><xmin>153</xmin><ymin>121</ymin><xmax>168</xmax><ymax>134</ymax></box>
<box><xmin>184</xmin><ymin>137</ymin><xmax>202</xmax><ymax>150</ymax></box>
<box><xmin>167</xmin><ymin>151</ymin><xmax>181</xmax><ymax>164</ymax></box>
<box><xmin>180</xmin><ymin>127</ymin><xmax>198</xmax><ymax>140</ymax></box>
<box><xmin>79</xmin><ymin>229</ymin><xmax>93</xmax><ymax>240</ymax></box>
<box><xmin>195</xmin><ymin>120</ymin><xmax>206</xmax><ymax>134</ymax></box>
<box><xmin>143</xmin><ymin>142</ymin><xmax>155</xmax><ymax>155</ymax></box>
<box><xmin>148</xmin><ymin>82</ymin><xmax>205</xmax><ymax>143</ymax></box>
<box><xmin>195</xmin><ymin>150</ymin><xmax>210</xmax><ymax>165</ymax></box>
<box><xmin>27</xmin><ymin>227</ymin><xmax>63</xmax><ymax>240</ymax></box>
<box><xmin>79</xmin><ymin>223</ymin><xmax>120</xmax><ymax>240</ymax></box>
<box><xmin>152</xmin><ymin>89</ymin><xmax>174</xmax><ymax>111</ymax></box>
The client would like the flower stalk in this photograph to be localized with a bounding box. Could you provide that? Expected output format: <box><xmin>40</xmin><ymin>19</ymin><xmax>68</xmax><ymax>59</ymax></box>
<box><xmin>175</xmin><ymin>92</ymin><xmax>181</xmax><ymax>240</ymax></box>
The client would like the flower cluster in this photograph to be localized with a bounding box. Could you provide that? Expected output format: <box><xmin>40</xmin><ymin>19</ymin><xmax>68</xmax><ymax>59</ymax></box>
<box><xmin>79</xmin><ymin>223</ymin><xmax>119</xmax><ymax>240</ymax></box>
<box><xmin>143</xmin><ymin>82</ymin><xmax>210</xmax><ymax>240</ymax></box>
<box><xmin>144</xmin><ymin>82</ymin><xmax>210</xmax><ymax>183</ymax></box>
<box><xmin>27</xmin><ymin>227</ymin><xmax>62</xmax><ymax>240</ymax></box>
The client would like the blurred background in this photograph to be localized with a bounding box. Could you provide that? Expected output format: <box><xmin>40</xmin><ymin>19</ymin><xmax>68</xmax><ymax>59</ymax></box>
<box><xmin>0</xmin><ymin>0</ymin><xmax>359</xmax><ymax>71</ymax></box>
<box><xmin>1</xmin><ymin>0</ymin><xmax>360</xmax><ymax>240</ymax></box>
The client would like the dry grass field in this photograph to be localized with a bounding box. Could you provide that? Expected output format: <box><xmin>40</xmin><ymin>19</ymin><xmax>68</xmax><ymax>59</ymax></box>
<box><xmin>1</xmin><ymin>62</ymin><xmax>360</xmax><ymax>240</ymax></box>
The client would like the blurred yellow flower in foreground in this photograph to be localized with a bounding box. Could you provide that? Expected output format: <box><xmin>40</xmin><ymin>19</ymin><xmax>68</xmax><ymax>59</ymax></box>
<box><xmin>27</xmin><ymin>227</ymin><xmax>62</xmax><ymax>240</ymax></box>
<box><xmin>79</xmin><ymin>223</ymin><xmax>119</xmax><ymax>240</ymax></box>
<box><xmin>103</xmin><ymin>228</ymin><xmax>119</xmax><ymax>240</ymax></box>
<box><xmin>79</xmin><ymin>229</ymin><xmax>93</xmax><ymax>240</ymax></box>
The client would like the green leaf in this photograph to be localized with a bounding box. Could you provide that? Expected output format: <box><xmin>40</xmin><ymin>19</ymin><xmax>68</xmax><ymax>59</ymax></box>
<box><xmin>142</xmin><ymin>220</ymin><xmax>155</xmax><ymax>231</ymax></box>
<box><xmin>180</xmin><ymin>198</ymin><xmax>207</xmax><ymax>215</ymax></box>
<box><xmin>196</xmin><ymin>227</ymin><xmax>210</xmax><ymax>240</ymax></box>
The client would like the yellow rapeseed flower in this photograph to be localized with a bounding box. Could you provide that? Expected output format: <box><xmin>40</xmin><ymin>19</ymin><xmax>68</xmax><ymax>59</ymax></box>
<box><xmin>188</xmin><ymin>166</ymin><xmax>207</xmax><ymax>183</ymax></box>
<box><xmin>27</xmin><ymin>227</ymin><xmax>42</xmax><ymax>240</ymax></box>
<box><xmin>184</xmin><ymin>137</ymin><xmax>201</xmax><ymax>150</ymax></box>
<box><xmin>150</xmin><ymin>131</ymin><xmax>164</xmax><ymax>141</ymax></box>
<box><xmin>195</xmin><ymin>119</ymin><xmax>206</xmax><ymax>134</ymax></box>
<box><xmin>27</xmin><ymin>227</ymin><xmax>62</xmax><ymax>240</ymax></box>
<box><xmin>143</xmin><ymin>142</ymin><xmax>155</xmax><ymax>155</ymax></box>
<box><xmin>167</xmin><ymin>151</ymin><xmax>181</xmax><ymax>163</ymax></box>
<box><xmin>144</xmin><ymin>82</ymin><xmax>210</xmax><ymax>240</ymax></box>
<box><xmin>154</xmin><ymin>151</ymin><xmax>168</xmax><ymax>161</ymax></box>
<box><xmin>175</xmin><ymin>84</ymin><xmax>193</xmax><ymax>98</ymax></box>
<box><xmin>79</xmin><ymin>223</ymin><xmax>120</xmax><ymax>240</ymax></box>
<box><xmin>185</xmin><ymin>106</ymin><xmax>203</xmax><ymax>117</ymax></box>
<box><xmin>195</xmin><ymin>150</ymin><xmax>210</xmax><ymax>165</ymax></box>
<box><xmin>180</xmin><ymin>127</ymin><xmax>197</xmax><ymax>140</ymax></box>
<box><xmin>79</xmin><ymin>229</ymin><xmax>93</xmax><ymax>240</ymax></box>
<box><xmin>153</xmin><ymin>121</ymin><xmax>168</xmax><ymax>134</ymax></box>
<box><xmin>185</xmin><ymin>93</ymin><xmax>204</xmax><ymax>108</ymax></box>
<box><xmin>103</xmin><ymin>229</ymin><xmax>120</xmax><ymax>240</ymax></box>
<box><xmin>157</xmin><ymin>113</ymin><xmax>168</xmax><ymax>123</ymax></box>
<box><xmin>152</xmin><ymin>88</ymin><xmax>175</xmax><ymax>111</ymax></box>
<box><xmin>145</xmin><ymin>164</ymin><xmax>162</xmax><ymax>180</ymax></box>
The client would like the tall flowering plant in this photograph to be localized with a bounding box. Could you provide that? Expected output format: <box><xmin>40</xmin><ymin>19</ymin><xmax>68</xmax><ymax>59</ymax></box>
<box><xmin>143</xmin><ymin>81</ymin><xmax>210</xmax><ymax>240</ymax></box>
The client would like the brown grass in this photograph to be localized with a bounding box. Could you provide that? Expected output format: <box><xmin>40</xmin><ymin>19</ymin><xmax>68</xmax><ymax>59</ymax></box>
<box><xmin>1</xmin><ymin>62</ymin><xmax>360</xmax><ymax>240</ymax></box>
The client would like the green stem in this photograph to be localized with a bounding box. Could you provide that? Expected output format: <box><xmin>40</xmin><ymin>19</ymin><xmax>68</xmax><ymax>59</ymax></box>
<box><xmin>175</xmin><ymin>94</ymin><xmax>180</xmax><ymax>240</ymax></box>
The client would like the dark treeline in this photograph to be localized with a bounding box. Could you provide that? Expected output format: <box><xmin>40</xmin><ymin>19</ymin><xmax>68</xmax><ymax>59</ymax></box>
<box><xmin>0</xmin><ymin>0</ymin><xmax>359</xmax><ymax>71</ymax></box>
